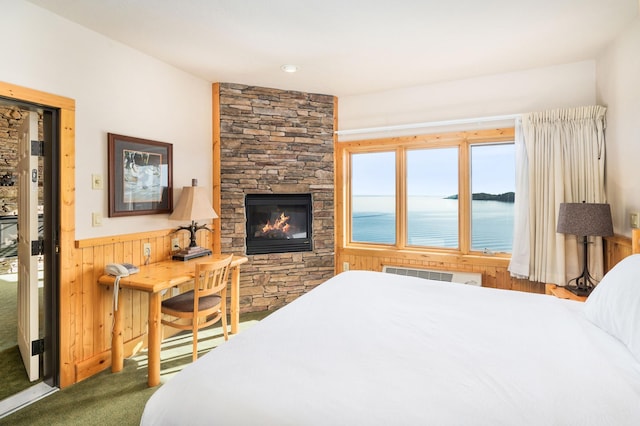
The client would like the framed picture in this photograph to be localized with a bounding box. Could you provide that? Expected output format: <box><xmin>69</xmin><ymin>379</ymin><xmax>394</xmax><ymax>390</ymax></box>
<box><xmin>108</xmin><ymin>133</ymin><xmax>173</xmax><ymax>217</ymax></box>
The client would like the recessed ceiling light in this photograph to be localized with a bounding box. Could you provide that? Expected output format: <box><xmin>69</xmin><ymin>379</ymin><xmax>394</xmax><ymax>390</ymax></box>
<box><xmin>281</xmin><ymin>64</ymin><xmax>299</xmax><ymax>73</ymax></box>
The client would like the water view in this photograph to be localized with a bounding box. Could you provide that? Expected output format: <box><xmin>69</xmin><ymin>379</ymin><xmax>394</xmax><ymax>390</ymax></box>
<box><xmin>352</xmin><ymin>195</ymin><xmax>514</xmax><ymax>253</ymax></box>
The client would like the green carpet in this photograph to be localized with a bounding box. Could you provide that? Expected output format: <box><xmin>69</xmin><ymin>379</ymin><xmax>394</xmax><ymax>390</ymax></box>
<box><xmin>0</xmin><ymin>346</ymin><xmax>36</xmax><ymax>401</ymax></box>
<box><xmin>0</xmin><ymin>274</ymin><xmax>46</xmax><ymax>401</ymax></box>
<box><xmin>1</xmin><ymin>310</ymin><xmax>270</xmax><ymax>425</ymax></box>
<box><xmin>0</xmin><ymin>273</ymin><xmax>45</xmax><ymax>353</ymax></box>
<box><xmin>0</xmin><ymin>276</ymin><xmax>18</xmax><ymax>353</ymax></box>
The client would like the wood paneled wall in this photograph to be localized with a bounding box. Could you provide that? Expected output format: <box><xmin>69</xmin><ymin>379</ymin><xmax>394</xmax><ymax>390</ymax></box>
<box><xmin>336</xmin><ymin>236</ymin><xmax>633</xmax><ymax>295</ymax></box>
<box><xmin>337</xmin><ymin>248</ymin><xmax>544</xmax><ymax>293</ymax></box>
<box><xmin>604</xmin><ymin>234</ymin><xmax>633</xmax><ymax>271</ymax></box>
<box><xmin>72</xmin><ymin>230</ymin><xmax>211</xmax><ymax>383</ymax></box>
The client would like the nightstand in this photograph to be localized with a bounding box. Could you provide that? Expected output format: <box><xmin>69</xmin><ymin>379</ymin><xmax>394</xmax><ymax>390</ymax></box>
<box><xmin>545</xmin><ymin>284</ymin><xmax>588</xmax><ymax>302</ymax></box>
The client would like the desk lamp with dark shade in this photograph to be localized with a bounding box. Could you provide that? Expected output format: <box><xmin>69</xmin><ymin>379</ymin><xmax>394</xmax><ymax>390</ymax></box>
<box><xmin>170</xmin><ymin>179</ymin><xmax>217</xmax><ymax>261</ymax></box>
<box><xmin>556</xmin><ymin>201</ymin><xmax>614</xmax><ymax>296</ymax></box>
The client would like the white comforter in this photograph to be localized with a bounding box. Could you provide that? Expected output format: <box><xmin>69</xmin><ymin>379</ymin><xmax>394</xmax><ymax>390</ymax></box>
<box><xmin>141</xmin><ymin>271</ymin><xmax>640</xmax><ymax>425</ymax></box>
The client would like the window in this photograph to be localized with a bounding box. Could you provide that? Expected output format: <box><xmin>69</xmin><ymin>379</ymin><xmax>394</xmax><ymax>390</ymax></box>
<box><xmin>470</xmin><ymin>143</ymin><xmax>515</xmax><ymax>253</ymax></box>
<box><xmin>342</xmin><ymin>128</ymin><xmax>515</xmax><ymax>255</ymax></box>
<box><xmin>407</xmin><ymin>147</ymin><xmax>458</xmax><ymax>248</ymax></box>
<box><xmin>351</xmin><ymin>151</ymin><xmax>396</xmax><ymax>244</ymax></box>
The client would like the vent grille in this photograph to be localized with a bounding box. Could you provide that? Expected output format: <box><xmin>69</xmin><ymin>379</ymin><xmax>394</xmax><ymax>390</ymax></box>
<box><xmin>384</xmin><ymin>267</ymin><xmax>454</xmax><ymax>282</ymax></box>
<box><xmin>382</xmin><ymin>266</ymin><xmax>482</xmax><ymax>286</ymax></box>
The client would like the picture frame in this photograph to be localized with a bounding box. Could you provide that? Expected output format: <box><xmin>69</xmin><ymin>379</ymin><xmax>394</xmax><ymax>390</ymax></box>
<box><xmin>108</xmin><ymin>133</ymin><xmax>173</xmax><ymax>217</ymax></box>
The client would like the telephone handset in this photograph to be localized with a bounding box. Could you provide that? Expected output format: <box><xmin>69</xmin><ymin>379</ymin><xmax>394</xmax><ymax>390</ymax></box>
<box><xmin>106</xmin><ymin>263</ymin><xmax>139</xmax><ymax>277</ymax></box>
<box><xmin>106</xmin><ymin>263</ymin><xmax>139</xmax><ymax>312</ymax></box>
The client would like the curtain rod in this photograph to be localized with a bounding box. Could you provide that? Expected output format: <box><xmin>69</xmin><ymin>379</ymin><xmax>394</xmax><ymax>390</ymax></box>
<box><xmin>334</xmin><ymin>113</ymin><xmax>521</xmax><ymax>136</ymax></box>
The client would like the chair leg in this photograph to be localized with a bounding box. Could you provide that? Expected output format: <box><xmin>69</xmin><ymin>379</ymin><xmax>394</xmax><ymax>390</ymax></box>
<box><xmin>222</xmin><ymin>303</ymin><xmax>229</xmax><ymax>341</ymax></box>
<box><xmin>192</xmin><ymin>325</ymin><xmax>198</xmax><ymax>362</ymax></box>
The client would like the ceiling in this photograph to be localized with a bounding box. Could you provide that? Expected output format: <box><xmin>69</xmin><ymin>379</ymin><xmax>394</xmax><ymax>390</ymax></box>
<box><xmin>26</xmin><ymin>0</ymin><xmax>638</xmax><ymax>97</ymax></box>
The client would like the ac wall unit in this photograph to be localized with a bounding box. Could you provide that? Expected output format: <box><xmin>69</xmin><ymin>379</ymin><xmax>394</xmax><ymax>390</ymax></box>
<box><xmin>382</xmin><ymin>266</ymin><xmax>482</xmax><ymax>287</ymax></box>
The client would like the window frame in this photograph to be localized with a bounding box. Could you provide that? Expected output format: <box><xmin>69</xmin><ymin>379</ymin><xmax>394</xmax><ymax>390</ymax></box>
<box><xmin>337</xmin><ymin>128</ymin><xmax>515</xmax><ymax>257</ymax></box>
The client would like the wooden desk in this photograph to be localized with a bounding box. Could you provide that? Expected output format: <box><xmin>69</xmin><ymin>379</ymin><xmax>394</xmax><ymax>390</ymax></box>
<box><xmin>98</xmin><ymin>254</ymin><xmax>248</xmax><ymax>387</ymax></box>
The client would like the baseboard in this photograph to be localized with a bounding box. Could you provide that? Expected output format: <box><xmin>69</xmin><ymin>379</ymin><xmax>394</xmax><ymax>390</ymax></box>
<box><xmin>74</xmin><ymin>325</ymin><xmax>184</xmax><ymax>383</ymax></box>
<box><xmin>74</xmin><ymin>334</ymin><xmax>146</xmax><ymax>383</ymax></box>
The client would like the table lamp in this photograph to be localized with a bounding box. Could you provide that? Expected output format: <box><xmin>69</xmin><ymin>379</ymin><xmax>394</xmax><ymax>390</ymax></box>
<box><xmin>556</xmin><ymin>201</ymin><xmax>613</xmax><ymax>296</ymax></box>
<box><xmin>170</xmin><ymin>178</ymin><xmax>217</xmax><ymax>261</ymax></box>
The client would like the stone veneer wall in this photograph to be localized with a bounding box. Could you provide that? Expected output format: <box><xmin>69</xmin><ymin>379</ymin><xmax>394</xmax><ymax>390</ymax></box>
<box><xmin>0</xmin><ymin>106</ymin><xmax>43</xmax><ymax>274</ymax></box>
<box><xmin>218</xmin><ymin>83</ymin><xmax>335</xmax><ymax>312</ymax></box>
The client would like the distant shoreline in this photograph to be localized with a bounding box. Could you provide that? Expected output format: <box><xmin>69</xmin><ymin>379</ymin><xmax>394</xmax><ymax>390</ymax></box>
<box><xmin>445</xmin><ymin>192</ymin><xmax>514</xmax><ymax>202</ymax></box>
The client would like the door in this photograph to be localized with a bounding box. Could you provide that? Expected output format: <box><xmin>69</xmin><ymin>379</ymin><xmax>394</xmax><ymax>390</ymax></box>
<box><xmin>17</xmin><ymin>112</ymin><xmax>40</xmax><ymax>381</ymax></box>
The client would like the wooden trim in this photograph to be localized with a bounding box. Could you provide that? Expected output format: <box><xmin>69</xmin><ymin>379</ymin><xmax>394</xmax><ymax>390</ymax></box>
<box><xmin>633</xmin><ymin>228</ymin><xmax>640</xmax><ymax>254</ymax></box>
<box><xmin>75</xmin><ymin>228</ymin><xmax>178</xmax><ymax>248</ymax></box>
<box><xmin>59</xmin><ymin>105</ymin><xmax>77</xmax><ymax>388</ymax></box>
<box><xmin>338</xmin><ymin>128</ymin><xmax>515</xmax><ymax>149</ymax></box>
<box><xmin>459</xmin><ymin>141</ymin><xmax>470</xmax><ymax>253</ymax></box>
<box><xmin>212</xmin><ymin>83</ymin><xmax>222</xmax><ymax>254</ymax></box>
<box><xmin>1</xmin><ymin>81</ymin><xmax>77</xmax><ymax>388</ymax></box>
<box><xmin>75</xmin><ymin>333</ymin><xmax>149</xmax><ymax>383</ymax></box>
<box><xmin>75</xmin><ymin>350</ymin><xmax>112</xmax><ymax>383</ymax></box>
<box><xmin>396</xmin><ymin>146</ymin><xmax>405</xmax><ymax>248</ymax></box>
<box><xmin>337</xmin><ymin>246</ymin><xmax>511</xmax><ymax>268</ymax></box>
<box><xmin>0</xmin><ymin>81</ymin><xmax>75</xmax><ymax>111</ymax></box>
<box><xmin>333</xmin><ymin>96</ymin><xmax>340</xmax><ymax>274</ymax></box>
<box><xmin>337</xmin><ymin>128</ymin><xmax>515</xmax><ymax>256</ymax></box>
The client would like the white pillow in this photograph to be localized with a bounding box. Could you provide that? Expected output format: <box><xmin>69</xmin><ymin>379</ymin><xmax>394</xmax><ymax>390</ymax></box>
<box><xmin>584</xmin><ymin>254</ymin><xmax>640</xmax><ymax>362</ymax></box>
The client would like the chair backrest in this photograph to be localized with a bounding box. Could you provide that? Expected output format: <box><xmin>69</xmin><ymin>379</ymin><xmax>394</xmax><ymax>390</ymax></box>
<box><xmin>194</xmin><ymin>255</ymin><xmax>233</xmax><ymax>302</ymax></box>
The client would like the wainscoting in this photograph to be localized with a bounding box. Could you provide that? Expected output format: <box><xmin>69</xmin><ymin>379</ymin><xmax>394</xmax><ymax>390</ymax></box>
<box><xmin>335</xmin><ymin>234</ymin><xmax>633</xmax><ymax>296</ymax></box>
<box><xmin>336</xmin><ymin>248</ymin><xmax>543</xmax><ymax>293</ymax></box>
<box><xmin>72</xmin><ymin>229</ymin><xmax>211</xmax><ymax>383</ymax></box>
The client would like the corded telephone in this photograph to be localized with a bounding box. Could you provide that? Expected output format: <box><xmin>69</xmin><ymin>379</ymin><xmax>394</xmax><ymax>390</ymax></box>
<box><xmin>106</xmin><ymin>263</ymin><xmax>139</xmax><ymax>312</ymax></box>
<box><xmin>105</xmin><ymin>263</ymin><xmax>139</xmax><ymax>277</ymax></box>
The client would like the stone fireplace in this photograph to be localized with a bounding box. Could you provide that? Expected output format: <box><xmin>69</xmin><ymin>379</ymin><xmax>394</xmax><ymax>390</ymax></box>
<box><xmin>217</xmin><ymin>83</ymin><xmax>335</xmax><ymax>312</ymax></box>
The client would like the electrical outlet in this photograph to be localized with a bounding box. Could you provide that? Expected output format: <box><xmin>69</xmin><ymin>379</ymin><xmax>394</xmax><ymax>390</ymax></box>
<box><xmin>343</xmin><ymin>262</ymin><xmax>349</xmax><ymax>271</ymax></box>
<box><xmin>171</xmin><ymin>238</ymin><xmax>180</xmax><ymax>251</ymax></box>
<box><xmin>631</xmin><ymin>212</ymin><xmax>640</xmax><ymax>229</ymax></box>
<box><xmin>143</xmin><ymin>243</ymin><xmax>151</xmax><ymax>257</ymax></box>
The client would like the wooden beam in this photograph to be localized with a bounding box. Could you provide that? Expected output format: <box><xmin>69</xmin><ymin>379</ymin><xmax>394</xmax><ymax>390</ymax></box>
<box><xmin>212</xmin><ymin>83</ymin><xmax>222</xmax><ymax>254</ymax></box>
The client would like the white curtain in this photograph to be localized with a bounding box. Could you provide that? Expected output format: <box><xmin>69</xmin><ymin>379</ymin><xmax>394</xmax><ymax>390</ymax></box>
<box><xmin>508</xmin><ymin>106</ymin><xmax>607</xmax><ymax>284</ymax></box>
<box><xmin>508</xmin><ymin>118</ymin><xmax>529</xmax><ymax>279</ymax></box>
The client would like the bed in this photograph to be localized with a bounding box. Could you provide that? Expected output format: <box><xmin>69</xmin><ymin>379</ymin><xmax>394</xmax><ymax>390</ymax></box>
<box><xmin>141</xmin><ymin>252</ymin><xmax>640</xmax><ymax>425</ymax></box>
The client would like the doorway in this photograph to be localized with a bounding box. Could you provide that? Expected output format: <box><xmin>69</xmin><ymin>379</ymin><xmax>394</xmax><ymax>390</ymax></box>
<box><xmin>0</xmin><ymin>100</ymin><xmax>60</xmax><ymax>411</ymax></box>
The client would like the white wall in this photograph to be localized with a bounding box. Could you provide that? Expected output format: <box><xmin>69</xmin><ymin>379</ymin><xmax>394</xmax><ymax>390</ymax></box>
<box><xmin>0</xmin><ymin>0</ymin><xmax>212</xmax><ymax>239</ymax></box>
<box><xmin>597</xmin><ymin>17</ymin><xmax>640</xmax><ymax>236</ymax></box>
<box><xmin>338</xmin><ymin>61</ymin><xmax>596</xmax><ymax>141</ymax></box>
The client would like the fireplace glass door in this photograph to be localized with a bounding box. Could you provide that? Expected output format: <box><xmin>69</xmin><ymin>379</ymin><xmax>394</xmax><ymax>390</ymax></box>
<box><xmin>245</xmin><ymin>194</ymin><xmax>312</xmax><ymax>255</ymax></box>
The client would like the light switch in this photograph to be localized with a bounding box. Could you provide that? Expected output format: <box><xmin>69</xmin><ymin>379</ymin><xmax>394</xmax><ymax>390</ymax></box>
<box><xmin>92</xmin><ymin>174</ymin><xmax>103</xmax><ymax>190</ymax></box>
<box><xmin>92</xmin><ymin>212</ymin><xmax>103</xmax><ymax>227</ymax></box>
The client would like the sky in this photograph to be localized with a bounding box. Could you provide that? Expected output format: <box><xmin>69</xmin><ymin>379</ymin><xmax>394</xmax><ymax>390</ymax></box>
<box><xmin>352</xmin><ymin>143</ymin><xmax>515</xmax><ymax>197</ymax></box>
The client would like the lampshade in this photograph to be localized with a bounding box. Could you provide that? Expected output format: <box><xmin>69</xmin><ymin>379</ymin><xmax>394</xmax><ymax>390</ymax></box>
<box><xmin>556</xmin><ymin>202</ymin><xmax>613</xmax><ymax>237</ymax></box>
<box><xmin>169</xmin><ymin>179</ymin><xmax>218</xmax><ymax>221</ymax></box>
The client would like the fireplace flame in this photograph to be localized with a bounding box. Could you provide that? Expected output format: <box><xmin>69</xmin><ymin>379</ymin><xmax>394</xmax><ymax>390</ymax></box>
<box><xmin>262</xmin><ymin>212</ymin><xmax>291</xmax><ymax>234</ymax></box>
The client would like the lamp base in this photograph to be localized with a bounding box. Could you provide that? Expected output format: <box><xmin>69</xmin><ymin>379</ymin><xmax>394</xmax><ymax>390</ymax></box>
<box><xmin>563</xmin><ymin>284</ymin><xmax>593</xmax><ymax>297</ymax></box>
<box><xmin>172</xmin><ymin>247</ymin><xmax>212</xmax><ymax>261</ymax></box>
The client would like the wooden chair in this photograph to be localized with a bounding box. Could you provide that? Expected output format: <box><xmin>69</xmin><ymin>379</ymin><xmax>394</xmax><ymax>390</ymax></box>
<box><xmin>161</xmin><ymin>254</ymin><xmax>233</xmax><ymax>361</ymax></box>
